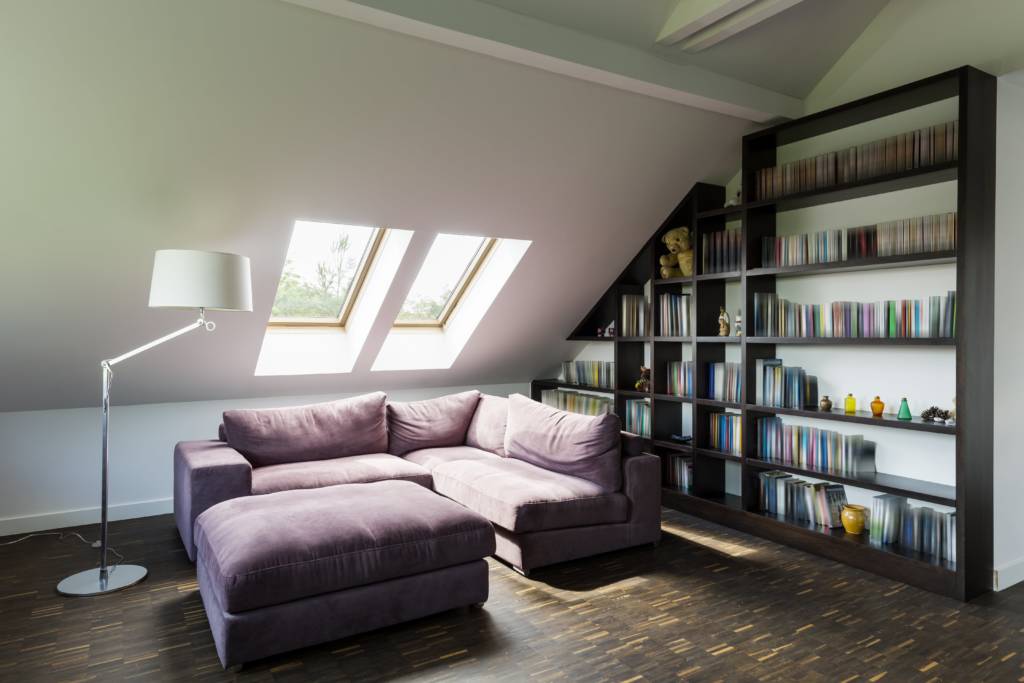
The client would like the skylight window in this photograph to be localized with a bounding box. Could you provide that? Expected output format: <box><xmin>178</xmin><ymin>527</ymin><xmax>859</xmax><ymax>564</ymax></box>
<box><xmin>395</xmin><ymin>234</ymin><xmax>496</xmax><ymax>326</ymax></box>
<box><xmin>270</xmin><ymin>221</ymin><xmax>384</xmax><ymax>326</ymax></box>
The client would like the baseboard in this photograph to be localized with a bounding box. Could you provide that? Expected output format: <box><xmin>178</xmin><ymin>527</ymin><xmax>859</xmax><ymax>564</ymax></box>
<box><xmin>994</xmin><ymin>557</ymin><xmax>1024</xmax><ymax>591</ymax></box>
<box><xmin>0</xmin><ymin>498</ymin><xmax>173</xmax><ymax>537</ymax></box>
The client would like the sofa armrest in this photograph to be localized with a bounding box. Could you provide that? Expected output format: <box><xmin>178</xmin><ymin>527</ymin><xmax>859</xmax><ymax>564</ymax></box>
<box><xmin>622</xmin><ymin>452</ymin><xmax>661</xmax><ymax>544</ymax></box>
<box><xmin>174</xmin><ymin>440</ymin><xmax>252</xmax><ymax>561</ymax></box>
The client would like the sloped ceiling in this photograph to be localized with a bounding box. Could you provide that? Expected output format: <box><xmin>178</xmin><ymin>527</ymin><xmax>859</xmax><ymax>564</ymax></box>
<box><xmin>0</xmin><ymin>0</ymin><xmax>749</xmax><ymax>411</ymax></box>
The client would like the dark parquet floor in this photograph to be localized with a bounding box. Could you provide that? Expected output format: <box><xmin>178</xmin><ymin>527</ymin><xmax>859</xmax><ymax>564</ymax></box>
<box><xmin>2</xmin><ymin>509</ymin><xmax>1024</xmax><ymax>682</ymax></box>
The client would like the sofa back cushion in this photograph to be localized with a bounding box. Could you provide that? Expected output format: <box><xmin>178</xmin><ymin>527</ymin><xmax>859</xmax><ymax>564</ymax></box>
<box><xmin>223</xmin><ymin>392</ymin><xmax>388</xmax><ymax>467</ymax></box>
<box><xmin>503</xmin><ymin>393</ymin><xmax>621</xmax><ymax>493</ymax></box>
<box><xmin>387</xmin><ymin>390</ymin><xmax>481</xmax><ymax>456</ymax></box>
<box><xmin>465</xmin><ymin>394</ymin><xmax>509</xmax><ymax>457</ymax></box>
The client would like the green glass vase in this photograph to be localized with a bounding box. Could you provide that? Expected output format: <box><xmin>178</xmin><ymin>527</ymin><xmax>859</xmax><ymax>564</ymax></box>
<box><xmin>897</xmin><ymin>397</ymin><xmax>912</xmax><ymax>420</ymax></box>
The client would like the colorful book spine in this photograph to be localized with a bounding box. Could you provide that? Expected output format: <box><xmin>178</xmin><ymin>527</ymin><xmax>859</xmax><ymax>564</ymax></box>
<box><xmin>706</xmin><ymin>362</ymin><xmax>742</xmax><ymax>402</ymax></box>
<box><xmin>667</xmin><ymin>361</ymin><xmax>694</xmax><ymax>397</ymax></box>
<box><xmin>757</xmin><ymin>470</ymin><xmax>847</xmax><ymax>528</ymax></box>
<box><xmin>701</xmin><ymin>230</ymin><xmax>742</xmax><ymax>274</ymax></box>
<box><xmin>708</xmin><ymin>413</ymin><xmax>742</xmax><ymax>456</ymax></box>
<box><xmin>624</xmin><ymin>398</ymin><xmax>651</xmax><ymax>438</ymax></box>
<box><xmin>752</xmin><ymin>291</ymin><xmax>956</xmax><ymax>338</ymax></box>
<box><xmin>665</xmin><ymin>456</ymin><xmax>692</xmax><ymax>491</ymax></box>
<box><xmin>756</xmin><ymin>417</ymin><xmax>873</xmax><ymax>476</ymax></box>
<box><xmin>621</xmin><ymin>294</ymin><xmax>649</xmax><ymax>336</ymax></box>
<box><xmin>560</xmin><ymin>360</ymin><xmax>615</xmax><ymax>389</ymax></box>
<box><xmin>658</xmin><ymin>293</ymin><xmax>691</xmax><ymax>336</ymax></box>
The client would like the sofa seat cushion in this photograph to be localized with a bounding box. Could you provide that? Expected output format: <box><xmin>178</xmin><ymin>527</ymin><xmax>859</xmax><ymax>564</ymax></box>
<box><xmin>251</xmin><ymin>453</ymin><xmax>432</xmax><ymax>495</ymax></box>
<box><xmin>403</xmin><ymin>445</ymin><xmax>500</xmax><ymax>473</ymax></box>
<box><xmin>194</xmin><ymin>480</ymin><xmax>495</xmax><ymax>613</ymax></box>
<box><xmin>431</xmin><ymin>457</ymin><xmax>629</xmax><ymax>533</ymax></box>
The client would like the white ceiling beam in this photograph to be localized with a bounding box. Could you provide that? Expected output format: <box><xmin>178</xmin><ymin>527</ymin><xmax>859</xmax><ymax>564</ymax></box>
<box><xmin>656</xmin><ymin>0</ymin><xmax>760</xmax><ymax>46</ymax></box>
<box><xmin>675</xmin><ymin>0</ymin><xmax>808</xmax><ymax>52</ymax></box>
<box><xmin>282</xmin><ymin>0</ymin><xmax>802</xmax><ymax>122</ymax></box>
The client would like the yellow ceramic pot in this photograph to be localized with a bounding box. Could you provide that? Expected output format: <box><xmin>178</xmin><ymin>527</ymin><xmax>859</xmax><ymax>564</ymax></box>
<box><xmin>841</xmin><ymin>504</ymin><xmax>867</xmax><ymax>534</ymax></box>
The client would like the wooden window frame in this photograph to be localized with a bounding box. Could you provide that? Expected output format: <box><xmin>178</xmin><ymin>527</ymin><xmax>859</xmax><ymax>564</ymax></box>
<box><xmin>267</xmin><ymin>228</ymin><xmax>388</xmax><ymax>328</ymax></box>
<box><xmin>393</xmin><ymin>237</ymin><xmax>498</xmax><ymax>329</ymax></box>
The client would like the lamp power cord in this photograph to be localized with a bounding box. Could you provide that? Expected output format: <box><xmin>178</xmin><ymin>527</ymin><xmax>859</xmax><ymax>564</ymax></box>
<box><xmin>0</xmin><ymin>531</ymin><xmax>125</xmax><ymax>567</ymax></box>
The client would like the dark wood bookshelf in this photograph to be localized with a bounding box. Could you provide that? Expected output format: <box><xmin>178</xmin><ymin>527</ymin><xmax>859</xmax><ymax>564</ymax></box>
<box><xmin>567</xmin><ymin>335</ymin><xmax>612</xmax><ymax>342</ymax></box>
<box><xmin>746</xmin><ymin>403</ymin><xmax>955</xmax><ymax>434</ymax></box>
<box><xmin>544</xmin><ymin>66</ymin><xmax>993</xmax><ymax>600</ymax></box>
<box><xmin>531</xmin><ymin>378</ymin><xmax>613</xmax><ymax>394</ymax></box>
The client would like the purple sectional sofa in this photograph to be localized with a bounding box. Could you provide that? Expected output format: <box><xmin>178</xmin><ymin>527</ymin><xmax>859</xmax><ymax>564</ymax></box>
<box><xmin>174</xmin><ymin>390</ymin><xmax>661</xmax><ymax>576</ymax></box>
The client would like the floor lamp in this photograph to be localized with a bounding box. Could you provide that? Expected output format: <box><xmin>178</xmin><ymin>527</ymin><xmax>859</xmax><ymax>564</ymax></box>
<box><xmin>57</xmin><ymin>249</ymin><xmax>253</xmax><ymax>596</ymax></box>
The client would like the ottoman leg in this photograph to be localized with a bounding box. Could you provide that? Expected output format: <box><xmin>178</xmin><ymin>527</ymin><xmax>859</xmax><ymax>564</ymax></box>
<box><xmin>513</xmin><ymin>566</ymin><xmax>531</xmax><ymax>578</ymax></box>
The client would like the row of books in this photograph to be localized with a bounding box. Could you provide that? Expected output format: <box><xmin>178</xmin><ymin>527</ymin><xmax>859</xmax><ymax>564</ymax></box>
<box><xmin>760</xmin><ymin>212</ymin><xmax>957</xmax><ymax>268</ymax></box>
<box><xmin>667</xmin><ymin>360</ymin><xmax>694</xmax><ymax>397</ymax></box>
<box><xmin>624</xmin><ymin>398</ymin><xmax>651</xmax><ymax>438</ymax></box>
<box><xmin>755</xmin><ymin>417</ymin><xmax>874</xmax><ymax>476</ymax></box>
<box><xmin>701</xmin><ymin>230</ymin><xmax>742</xmax><ymax>274</ymax></box>
<box><xmin>560</xmin><ymin>360</ymin><xmax>614</xmax><ymax>389</ymax></box>
<box><xmin>751</xmin><ymin>292</ymin><xmax>957</xmax><ymax>338</ymax></box>
<box><xmin>708</xmin><ymin>413</ymin><xmax>742</xmax><ymax>456</ymax></box>
<box><xmin>707</xmin><ymin>362</ymin><xmax>742</xmax><ymax>403</ymax></box>
<box><xmin>665</xmin><ymin>456</ymin><xmax>692</xmax><ymax>491</ymax></box>
<box><xmin>762</xmin><ymin>229</ymin><xmax>843</xmax><ymax>268</ymax></box>
<box><xmin>658</xmin><ymin>293</ymin><xmax>691</xmax><ymax>336</ymax></box>
<box><xmin>847</xmin><ymin>212</ymin><xmax>957</xmax><ymax>259</ymax></box>
<box><xmin>758</xmin><ymin>470</ymin><xmax>847</xmax><ymax>528</ymax></box>
<box><xmin>540</xmin><ymin>389</ymin><xmax>612</xmax><ymax>417</ymax></box>
<box><xmin>870</xmin><ymin>495</ymin><xmax>956</xmax><ymax>564</ymax></box>
<box><xmin>621</xmin><ymin>294</ymin><xmax>649</xmax><ymax>337</ymax></box>
<box><xmin>754</xmin><ymin>359</ymin><xmax>819</xmax><ymax>409</ymax></box>
<box><xmin>753</xmin><ymin>120</ymin><xmax>959</xmax><ymax>201</ymax></box>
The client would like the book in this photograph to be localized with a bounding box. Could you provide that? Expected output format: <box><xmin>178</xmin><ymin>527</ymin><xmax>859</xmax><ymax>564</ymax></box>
<box><xmin>756</xmin><ymin>416</ymin><xmax>876</xmax><ymax>476</ymax></box>
<box><xmin>541</xmin><ymin>389</ymin><xmax>613</xmax><ymax>416</ymax></box>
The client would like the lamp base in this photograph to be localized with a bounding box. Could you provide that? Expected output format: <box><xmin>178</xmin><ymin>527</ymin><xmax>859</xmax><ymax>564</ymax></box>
<box><xmin>56</xmin><ymin>565</ymin><xmax>148</xmax><ymax>596</ymax></box>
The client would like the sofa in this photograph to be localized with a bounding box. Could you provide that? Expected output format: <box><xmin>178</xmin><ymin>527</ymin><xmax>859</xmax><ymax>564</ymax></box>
<box><xmin>174</xmin><ymin>390</ymin><xmax>661</xmax><ymax>575</ymax></box>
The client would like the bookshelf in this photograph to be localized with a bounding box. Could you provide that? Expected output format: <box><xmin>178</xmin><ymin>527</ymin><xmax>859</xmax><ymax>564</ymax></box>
<box><xmin>531</xmin><ymin>66</ymin><xmax>994</xmax><ymax>600</ymax></box>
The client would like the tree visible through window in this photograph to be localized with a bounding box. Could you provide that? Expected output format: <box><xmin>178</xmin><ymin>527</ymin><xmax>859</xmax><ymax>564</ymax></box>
<box><xmin>270</xmin><ymin>221</ymin><xmax>379</xmax><ymax>322</ymax></box>
<box><xmin>396</xmin><ymin>234</ymin><xmax>492</xmax><ymax>325</ymax></box>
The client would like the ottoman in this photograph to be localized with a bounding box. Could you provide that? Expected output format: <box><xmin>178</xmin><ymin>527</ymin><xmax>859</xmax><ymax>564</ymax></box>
<box><xmin>194</xmin><ymin>480</ymin><xmax>495</xmax><ymax>668</ymax></box>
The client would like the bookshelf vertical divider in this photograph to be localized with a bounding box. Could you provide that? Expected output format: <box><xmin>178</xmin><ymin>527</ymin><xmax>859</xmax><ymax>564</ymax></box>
<box><xmin>533</xmin><ymin>66</ymin><xmax>994</xmax><ymax>600</ymax></box>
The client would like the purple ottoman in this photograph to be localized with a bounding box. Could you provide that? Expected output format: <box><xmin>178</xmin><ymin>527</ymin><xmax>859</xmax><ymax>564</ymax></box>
<box><xmin>194</xmin><ymin>480</ymin><xmax>495</xmax><ymax>668</ymax></box>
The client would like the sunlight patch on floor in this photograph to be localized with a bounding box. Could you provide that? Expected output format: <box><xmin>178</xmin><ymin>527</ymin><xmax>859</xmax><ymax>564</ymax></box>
<box><xmin>660</xmin><ymin>522</ymin><xmax>760</xmax><ymax>558</ymax></box>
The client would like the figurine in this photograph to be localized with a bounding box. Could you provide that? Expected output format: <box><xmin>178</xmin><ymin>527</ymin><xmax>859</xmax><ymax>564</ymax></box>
<box><xmin>604</xmin><ymin>322</ymin><xmax>616</xmax><ymax>338</ymax></box>
<box><xmin>897</xmin><ymin>397</ymin><xmax>912</xmax><ymax>420</ymax></box>
<box><xmin>870</xmin><ymin>396</ymin><xmax>885</xmax><ymax>417</ymax></box>
<box><xmin>724</xmin><ymin>188</ymin><xmax>741</xmax><ymax>207</ymax></box>
<box><xmin>844</xmin><ymin>393</ymin><xmax>857</xmax><ymax>414</ymax></box>
<box><xmin>718</xmin><ymin>307</ymin><xmax>731</xmax><ymax>336</ymax></box>
<box><xmin>819</xmin><ymin>395</ymin><xmax>833</xmax><ymax>412</ymax></box>
<box><xmin>634</xmin><ymin>366</ymin><xmax>651</xmax><ymax>393</ymax></box>
<box><xmin>733</xmin><ymin>309</ymin><xmax>743</xmax><ymax>336</ymax></box>
<box><xmin>595</xmin><ymin>327</ymin><xmax>603</xmax><ymax>337</ymax></box>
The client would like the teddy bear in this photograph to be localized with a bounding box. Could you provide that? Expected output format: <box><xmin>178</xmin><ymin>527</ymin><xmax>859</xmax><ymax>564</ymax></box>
<box><xmin>660</xmin><ymin>226</ymin><xmax>694</xmax><ymax>278</ymax></box>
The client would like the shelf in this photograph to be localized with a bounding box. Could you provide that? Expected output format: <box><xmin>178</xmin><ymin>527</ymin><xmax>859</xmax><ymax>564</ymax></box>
<box><xmin>694</xmin><ymin>398</ymin><xmax>741</xmax><ymax>409</ymax></box>
<box><xmin>695</xmin><ymin>335</ymin><xmax>741</xmax><ymax>344</ymax></box>
<box><xmin>747</xmin><ymin>251</ymin><xmax>957</xmax><ymax>279</ymax></box>
<box><xmin>616</xmin><ymin>389</ymin><xmax>650</xmax><ymax>399</ymax></box>
<box><xmin>617</xmin><ymin>336</ymin><xmax>650</xmax><ymax>342</ymax></box>
<box><xmin>694</xmin><ymin>447</ymin><xmax>742</xmax><ymax>462</ymax></box>
<box><xmin>654</xmin><ymin>276</ymin><xmax>694</xmax><ymax>287</ymax></box>
<box><xmin>653</xmin><ymin>336</ymin><xmax>691</xmax><ymax>342</ymax></box>
<box><xmin>567</xmin><ymin>335</ymin><xmax>613</xmax><ymax>342</ymax></box>
<box><xmin>746</xmin><ymin>162</ymin><xmax>959</xmax><ymax>212</ymax></box>
<box><xmin>651</xmin><ymin>439</ymin><xmax>693</xmax><ymax>454</ymax></box>
<box><xmin>696</xmin><ymin>205</ymin><xmax>743</xmax><ymax>220</ymax></box>
<box><xmin>745</xmin><ymin>403</ymin><xmax>955</xmax><ymax>434</ymax></box>
<box><xmin>746</xmin><ymin>336</ymin><xmax>955</xmax><ymax>346</ymax></box>
<box><xmin>662</xmin><ymin>487</ymin><xmax>744</xmax><ymax>512</ymax></box>
<box><xmin>653</xmin><ymin>393</ymin><xmax>692</xmax><ymax>403</ymax></box>
<box><xmin>745</xmin><ymin>458</ymin><xmax>956</xmax><ymax>506</ymax></box>
<box><xmin>695</xmin><ymin>270</ymin><xmax>741</xmax><ymax>282</ymax></box>
<box><xmin>754</xmin><ymin>512</ymin><xmax>956</xmax><ymax>573</ymax></box>
<box><xmin>532</xmin><ymin>379</ymin><xmax>614</xmax><ymax>394</ymax></box>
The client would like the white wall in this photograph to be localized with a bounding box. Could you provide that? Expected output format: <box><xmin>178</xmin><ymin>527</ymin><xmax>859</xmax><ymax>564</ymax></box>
<box><xmin>993</xmin><ymin>76</ymin><xmax>1024</xmax><ymax>588</ymax></box>
<box><xmin>0</xmin><ymin>383</ymin><xmax>527</xmax><ymax>537</ymax></box>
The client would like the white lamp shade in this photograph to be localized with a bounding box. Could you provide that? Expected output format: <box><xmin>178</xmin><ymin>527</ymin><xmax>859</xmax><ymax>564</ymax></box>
<box><xmin>148</xmin><ymin>249</ymin><xmax>253</xmax><ymax>311</ymax></box>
